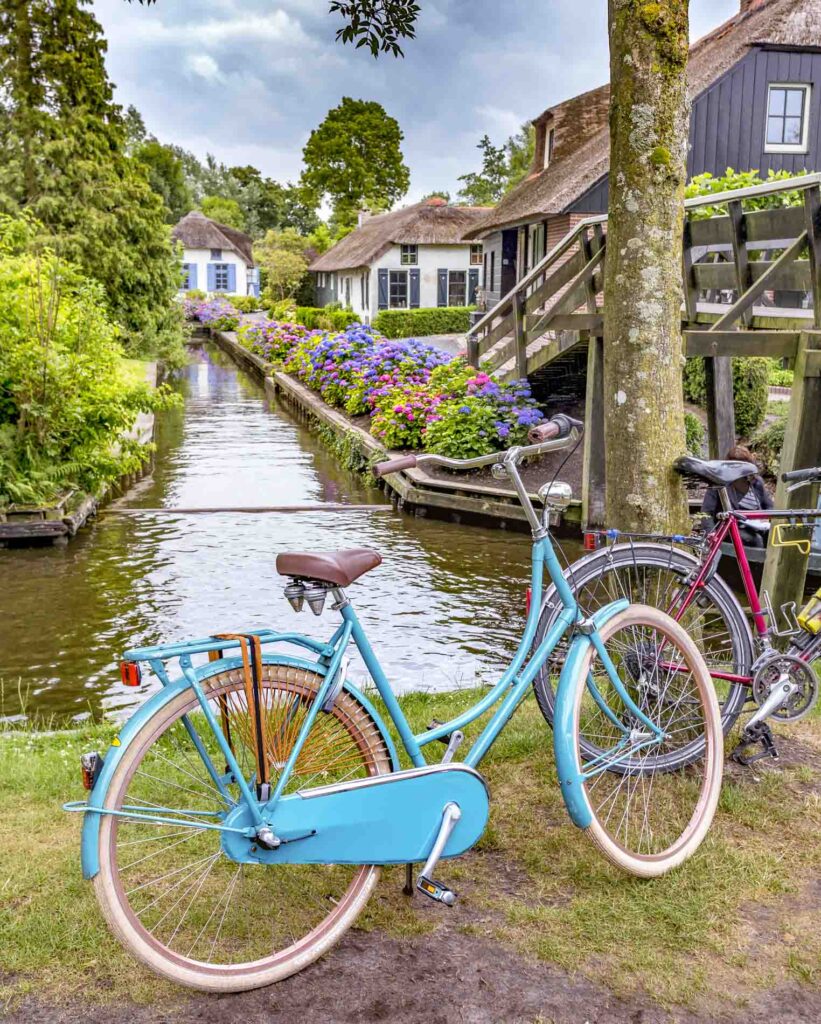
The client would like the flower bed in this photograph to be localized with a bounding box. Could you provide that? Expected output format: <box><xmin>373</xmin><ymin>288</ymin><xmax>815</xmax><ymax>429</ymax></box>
<box><xmin>188</xmin><ymin>299</ymin><xmax>545</xmax><ymax>460</ymax></box>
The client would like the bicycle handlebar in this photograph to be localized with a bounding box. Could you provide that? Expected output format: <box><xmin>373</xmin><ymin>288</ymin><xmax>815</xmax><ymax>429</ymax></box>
<box><xmin>782</xmin><ymin>466</ymin><xmax>821</xmax><ymax>483</ymax></box>
<box><xmin>372</xmin><ymin>415</ymin><xmax>584</xmax><ymax>480</ymax></box>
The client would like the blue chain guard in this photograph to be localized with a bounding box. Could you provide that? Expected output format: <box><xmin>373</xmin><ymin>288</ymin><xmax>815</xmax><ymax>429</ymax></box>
<box><xmin>221</xmin><ymin>763</ymin><xmax>490</xmax><ymax>866</ymax></box>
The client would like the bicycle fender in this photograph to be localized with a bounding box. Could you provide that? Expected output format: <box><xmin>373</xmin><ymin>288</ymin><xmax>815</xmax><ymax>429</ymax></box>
<box><xmin>77</xmin><ymin>655</ymin><xmax>400</xmax><ymax>880</ymax></box>
<box><xmin>553</xmin><ymin>598</ymin><xmax>629</xmax><ymax>829</ymax></box>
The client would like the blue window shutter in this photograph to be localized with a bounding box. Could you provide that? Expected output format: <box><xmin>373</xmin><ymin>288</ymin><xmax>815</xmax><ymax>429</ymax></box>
<box><xmin>378</xmin><ymin>268</ymin><xmax>389</xmax><ymax>310</ymax></box>
<box><xmin>227</xmin><ymin>264</ymin><xmax>237</xmax><ymax>293</ymax></box>
<box><xmin>468</xmin><ymin>268</ymin><xmax>479</xmax><ymax>305</ymax></box>
<box><xmin>437</xmin><ymin>269</ymin><xmax>448</xmax><ymax>307</ymax></box>
<box><xmin>207</xmin><ymin>263</ymin><xmax>216</xmax><ymax>291</ymax></box>
<box><xmin>409</xmin><ymin>268</ymin><xmax>420</xmax><ymax>308</ymax></box>
<box><xmin>189</xmin><ymin>263</ymin><xmax>198</xmax><ymax>291</ymax></box>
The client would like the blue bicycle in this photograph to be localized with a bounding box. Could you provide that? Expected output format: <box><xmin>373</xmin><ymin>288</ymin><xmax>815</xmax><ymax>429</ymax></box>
<box><xmin>66</xmin><ymin>415</ymin><xmax>723</xmax><ymax>992</ymax></box>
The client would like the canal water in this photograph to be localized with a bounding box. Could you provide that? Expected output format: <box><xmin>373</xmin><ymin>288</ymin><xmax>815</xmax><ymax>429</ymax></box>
<box><xmin>0</xmin><ymin>344</ymin><xmax>559</xmax><ymax>722</ymax></box>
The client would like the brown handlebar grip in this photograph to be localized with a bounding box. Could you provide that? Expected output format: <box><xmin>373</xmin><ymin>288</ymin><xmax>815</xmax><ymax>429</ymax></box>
<box><xmin>373</xmin><ymin>455</ymin><xmax>418</xmax><ymax>478</ymax></box>
<box><xmin>527</xmin><ymin>421</ymin><xmax>561</xmax><ymax>443</ymax></box>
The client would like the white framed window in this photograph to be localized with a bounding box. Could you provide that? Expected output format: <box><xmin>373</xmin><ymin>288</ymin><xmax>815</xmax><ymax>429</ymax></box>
<box><xmin>544</xmin><ymin>127</ymin><xmax>555</xmax><ymax>168</ymax></box>
<box><xmin>210</xmin><ymin>248</ymin><xmax>223</xmax><ymax>260</ymax></box>
<box><xmin>213</xmin><ymin>263</ymin><xmax>230</xmax><ymax>291</ymax></box>
<box><xmin>448</xmin><ymin>270</ymin><xmax>467</xmax><ymax>307</ymax></box>
<box><xmin>389</xmin><ymin>270</ymin><xmax>408</xmax><ymax>308</ymax></box>
<box><xmin>765</xmin><ymin>84</ymin><xmax>811</xmax><ymax>153</ymax></box>
<box><xmin>470</xmin><ymin>243</ymin><xmax>483</xmax><ymax>266</ymax></box>
<box><xmin>400</xmin><ymin>244</ymin><xmax>418</xmax><ymax>265</ymax></box>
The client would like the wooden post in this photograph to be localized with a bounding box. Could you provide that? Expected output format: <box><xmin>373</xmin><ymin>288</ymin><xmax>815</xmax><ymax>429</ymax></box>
<box><xmin>582</xmin><ymin>334</ymin><xmax>606</xmax><ymax>527</ymax></box>
<box><xmin>704</xmin><ymin>356</ymin><xmax>735</xmax><ymax>459</ymax></box>
<box><xmin>728</xmin><ymin>200</ymin><xmax>751</xmax><ymax>327</ymax></box>
<box><xmin>512</xmin><ymin>289</ymin><xmax>527</xmax><ymax>379</ymax></box>
<box><xmin>760</xmin><ymin>330</ymin><xmax>821</xmax><ymax>611</ymax></box>
<box><xmin>803</xmin><ymin>186</ymin><xmax>821</xmax><ymax>329</ymax></box>
<box><xmin>467</xmin><ymin>333</ymin><xmax>479</xmax><ymax>369</ymax></box>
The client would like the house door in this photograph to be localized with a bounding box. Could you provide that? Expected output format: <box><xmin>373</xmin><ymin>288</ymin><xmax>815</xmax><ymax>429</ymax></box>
<box><xmin>501</xmin><ymin>229</ymin><xmax>518</xmax><ymax>296</ymax></box>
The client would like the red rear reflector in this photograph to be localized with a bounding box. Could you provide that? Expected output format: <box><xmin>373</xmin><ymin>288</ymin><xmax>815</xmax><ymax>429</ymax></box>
<box><xmin>583</xmin><ymin>532</ymin><xmax>598</xmax><ymax>551</ymax></box>
<box><xmin>526</xmin><ymin>587</ymin><xmax>532</xmax><ymax>615</ymax></box>
<box><xmin>120</xmin><ymin>661</ymin><xmax>142</xmax><ymax>687</ymax></box>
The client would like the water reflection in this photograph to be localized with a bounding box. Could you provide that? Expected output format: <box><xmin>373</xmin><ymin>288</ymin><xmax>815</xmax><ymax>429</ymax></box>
<box><xmin>0</xmin><ymin>345</ymin><xmax>565</xmax><ymax>721</ymax></box>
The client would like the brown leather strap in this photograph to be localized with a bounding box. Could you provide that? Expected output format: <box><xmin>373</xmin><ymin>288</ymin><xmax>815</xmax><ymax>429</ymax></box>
<box><xmin>208</xmin><ymin>648</ymin><xmax>233</xmax><ymax>757</ymax></box>
<box><xmin>214</xmin><ymin>633</ymin><xmax>268</xmax><ymax>786</ymax></box>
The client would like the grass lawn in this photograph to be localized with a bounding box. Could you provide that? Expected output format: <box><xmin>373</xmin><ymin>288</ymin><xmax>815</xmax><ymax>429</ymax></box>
<box><xmin>2</xmin><ymin>687</ymin><xmax>821</xmax><ymax>1016</ymax></box>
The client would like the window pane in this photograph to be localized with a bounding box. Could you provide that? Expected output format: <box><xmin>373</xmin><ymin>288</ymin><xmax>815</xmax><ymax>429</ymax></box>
<box><xmin>767</xmin><ymin>115</ymin><xmax>784</xmax><ymax>144</ymax></box>
<box><xmin>389</xmin><ymin>271</ymin><xmax>408</xmax><ymax>308</ymax></box>
<box><xmin>448</xmin><ymin>271</ymin><xmax>466</xmax><ymax>306</ymax></box>
<box><xmin>784</xmin><ymin>116</ymin><xmax>803</xmax><ymax>144</ymax></box>
<box><xmin>768</xmin><ymin>88</ymin><xmax>786</xmax><ymax>116</ymax></box>
<box><xmin>785</xmin><ymin>88</ymin><xmax>805</xmax><ymax>116</ymax></box>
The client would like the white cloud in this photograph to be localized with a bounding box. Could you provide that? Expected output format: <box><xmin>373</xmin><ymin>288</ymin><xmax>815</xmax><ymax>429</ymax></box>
<box><xmin>185</xmin><ymin>54</ymin><xmax>223</xmax><ymax>83</ymax></box>
<box><xmin>474</xmin><ymin>105</ymin><xmax>528</xmax><ymax>138</ymax></box>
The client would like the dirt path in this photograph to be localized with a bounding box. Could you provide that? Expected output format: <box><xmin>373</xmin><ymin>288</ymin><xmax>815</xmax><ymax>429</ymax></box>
<box><xmin>5</xmin><ymin>923</ymin><xmax>820</xmax><ymax>1024</ymax></box>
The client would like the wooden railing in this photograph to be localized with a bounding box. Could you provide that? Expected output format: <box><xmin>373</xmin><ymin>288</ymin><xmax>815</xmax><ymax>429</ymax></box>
<box><xmin>466</xmin><ymin>175</ymin><xmax>821</xmax><ymax>606</ymax></box>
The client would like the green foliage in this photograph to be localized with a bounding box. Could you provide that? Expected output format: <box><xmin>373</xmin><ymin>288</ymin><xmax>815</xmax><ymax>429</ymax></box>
<box><xmin>372</xmin><ymin>306</ymin><xmax>476</xmax><ymax>338</ymax></box>
<box><xmin>457</xmin><ymin>124</ymin><xmax>535</xmax><ymax>206</ymax></box>
<box><xmin>684</xmin><ymin>412</ymin><xmax>705</xmax><ymax>455</ymax></box>
<box><xmin>328</xmin><ymin>0</ymin><xmax>420</xmax><ymax>57</ymax></box>
<box><xmin>750</xmin><ymin>410</ymin><xmax>787</xmax><ymax>477</ymax></box>
<box><xmin>293</xmin><ymin>306</ymin><xmax>360</xmax><ymax>331</ymax></box>
<box><xmin>0</xmin><ymin>250</ymin><xmax>177</xmax><ymax>507</ymax></box>
<box><xmin>200</xmin><ymin>196</ymin><xmax>245</xmax><ymax>231</ymax></box>
<box><xmin>685</xmin><ymin>168</ymin><xmax>811</xmax><ymax>219</ymax></box>
<box><xmin>300</xmin><ymin>98</ymin><xmax>410</xmax><ymax>230</ymax></box>
<box><xmin>133</xmin><ymin>139</ymin><xmax>192</xmax><ymax>223</ymax></box>
<box><xmin>768</xmin><ymin>358</ymin><xmax>794</xmax><ymax>388</ymax></box>
<box><xmin>423</xmin><ymin>398</ymin><xmax>510</xmax><ymax>460</ymax></box>
<box><xmin>256</xmin><ymin>228</ymin><xmax>310</xmax><ymax>303</ymax></box>
<box><xmin>0</xmin><ymin>0</ymin><xmax>184</xmax><ymax>361</ymax></box>
<box><xmin>681</xmin><ymin>356</ymin><xmax>769</xmax><ymax>439</ymax></box>
<box><xmin>184</xmin><ymin>289</ymin><xmax>206</xmax><ymax>301</ymax></box>
<box><xmin>229</xmin><ymin>295</ymin><xmax>263</xmax><ymax>313</ymax></box>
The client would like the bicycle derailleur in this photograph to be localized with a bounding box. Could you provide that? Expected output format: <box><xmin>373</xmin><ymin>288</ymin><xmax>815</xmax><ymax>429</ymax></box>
<box><xmin>731</xmin><ymin>652</ymin><xmax>819</xmax><ymax>766</ymax></box>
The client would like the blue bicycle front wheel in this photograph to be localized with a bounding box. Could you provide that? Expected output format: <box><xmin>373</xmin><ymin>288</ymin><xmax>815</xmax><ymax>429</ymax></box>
<box><xmin>561</xmin><ymin>605</ymin><xmax>724</xmax><ymax>877</ymax></box>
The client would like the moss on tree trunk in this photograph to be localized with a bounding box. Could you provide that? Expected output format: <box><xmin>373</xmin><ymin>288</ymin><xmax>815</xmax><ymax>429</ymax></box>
<box><xmin>603</xmin><ymin>0</ymin><xmax>690</xmax><ymax>533</ymax></box>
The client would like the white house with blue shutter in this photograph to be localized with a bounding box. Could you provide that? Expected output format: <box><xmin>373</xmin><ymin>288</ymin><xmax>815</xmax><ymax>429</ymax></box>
<box><xmin>172</xmin><ymin>210</ymin><xmax>259</xmax><ymax>297</ymax></box>
<box><xmin>309</xmin><ymin>198</ymin><xmax>490</xmax><ymax>324</ymax></box>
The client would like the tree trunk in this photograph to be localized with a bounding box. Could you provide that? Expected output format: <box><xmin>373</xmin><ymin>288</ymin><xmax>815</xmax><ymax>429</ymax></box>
<box><xmin>603</xmin><ymin>0</ymin><xmax>690</xmax><ymax>533</ymax></box>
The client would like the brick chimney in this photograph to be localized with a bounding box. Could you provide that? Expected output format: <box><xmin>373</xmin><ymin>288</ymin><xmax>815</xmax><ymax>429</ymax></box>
<box><xmin>739</xmin><ymin>0</ymin><xmax>767</xmax><ymax>13</ymax></box>
<box><xmin>425</xmin><ymin>196</ymin><xmax>448</xmax><ymax>207</ymax></box>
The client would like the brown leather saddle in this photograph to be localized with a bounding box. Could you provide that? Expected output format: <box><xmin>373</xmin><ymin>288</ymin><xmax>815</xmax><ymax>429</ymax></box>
<box><xmin>275</xmin><ymin>547</ymin><xmax>382</xmax><ymax>587</ymax></box>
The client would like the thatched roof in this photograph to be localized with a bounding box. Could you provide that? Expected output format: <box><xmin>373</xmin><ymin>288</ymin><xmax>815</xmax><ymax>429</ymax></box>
<box><xmin>465</xmin><ymin>0</ymin><xmax>821</xmax><ymax>238</ymax></box>
<box><xmin>309</xmin><ymin>199</ymin><xmax>491</xmax><ymax>273</ymax></box>
<box><xmin>172</xmin><ymin>211</ymin><xmax>255</xmax><ymax>266</ymax></box>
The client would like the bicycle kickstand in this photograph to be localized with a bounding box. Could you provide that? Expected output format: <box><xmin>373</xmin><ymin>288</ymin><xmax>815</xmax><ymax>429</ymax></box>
<box><xmin>731</xmin><ymin>721</ymin><xmax>780</xmax><ymax>766</ymax></box>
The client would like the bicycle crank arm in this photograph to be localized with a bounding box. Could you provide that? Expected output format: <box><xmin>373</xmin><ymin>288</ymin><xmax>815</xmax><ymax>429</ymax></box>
<box><xmin>747</xmin><ymin>677</ymin><xmax>798</xmax><ymax>731</ymax></box>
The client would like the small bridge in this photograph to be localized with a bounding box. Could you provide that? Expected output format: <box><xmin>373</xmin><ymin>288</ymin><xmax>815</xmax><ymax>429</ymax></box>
<box><xmin>466</xmin><ymin>174</ymin><xmax>821</xmax><ymax>608</ymax></box>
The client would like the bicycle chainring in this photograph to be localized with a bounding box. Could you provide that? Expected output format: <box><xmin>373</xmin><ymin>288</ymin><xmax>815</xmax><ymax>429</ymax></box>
<box><xmin>751</xmin><ymin>653</ymin><xmax>819</xmax><ymax>722</ymax></box>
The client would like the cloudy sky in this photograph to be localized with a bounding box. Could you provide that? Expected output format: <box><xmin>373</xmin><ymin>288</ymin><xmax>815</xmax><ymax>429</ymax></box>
<box><xmin>95</xmin><ymin>0</ymin><xmax>740</xmax><ymax>202</ymax></box>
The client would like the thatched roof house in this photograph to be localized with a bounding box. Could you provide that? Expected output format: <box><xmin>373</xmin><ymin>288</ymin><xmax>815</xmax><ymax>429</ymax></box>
<box><xmin>467</xmin><ymin>0</ymin><xmax>821</xmax><ymax>309</ymax></box>
<box><xmin>172</xmin><ymin>211</ymin><xmax>257</xmax><ymax>296</ymax></box>
<box><xmin>309</xmin><ymin>198</ymin><xmax>491</xmax><ymax>322</ymax></box>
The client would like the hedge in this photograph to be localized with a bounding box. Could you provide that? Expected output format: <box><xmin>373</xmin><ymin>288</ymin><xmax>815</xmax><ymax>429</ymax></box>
<box><xmin>293</xmin><ymin>307</ymin><xmax>359</xmax><ymax>331</ymax></box>
<box><xmin>682</xmin><ymin>356</ymin><xmax>769</xmax><ymax>440</ymax></box>
<box><xmin>372</xmin><ymin>306</ymin><xmax>476</xmax><ymax>339</ymax></box>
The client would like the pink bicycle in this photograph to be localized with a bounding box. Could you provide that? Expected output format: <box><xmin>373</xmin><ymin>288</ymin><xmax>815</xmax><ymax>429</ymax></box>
<box><xmin>532</xmin><ymin>457</ymin><xmax>821</xmax><ymax>766</ymax></box>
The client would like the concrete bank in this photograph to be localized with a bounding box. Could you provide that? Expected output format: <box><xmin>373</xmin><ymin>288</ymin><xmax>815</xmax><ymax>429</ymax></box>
<box><xmin>205</xmin><ymin>329</ymin><xmax>583</xmax><ymax>533</ymax></box>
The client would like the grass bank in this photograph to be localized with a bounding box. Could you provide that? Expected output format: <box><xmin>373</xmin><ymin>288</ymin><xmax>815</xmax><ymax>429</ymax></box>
<box><xmin>2</xmin><ymin>689</ymin><xmax>821</xmax><ymax>1016</ymax></box>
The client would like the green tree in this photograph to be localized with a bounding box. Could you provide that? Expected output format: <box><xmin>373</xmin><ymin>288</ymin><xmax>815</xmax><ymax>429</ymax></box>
<box><xmin>421</xmin><ymin>190</ymin><xmax>451</xmax><ymax>203</ymax></box>
<box><xmin>301</xmin><ymin>97</ymin><xmax>410</xmax><ymax>231</ymax></box>
<box><xmin>0</xmin><ymin>0</ymin><xmax>183</xmax><ymax>359</ymax></box>
<box><xmin>255</xmin><ymin>228</ymin><xmax>310</xmax><ymax>302</ymax></box>
<box><xmin>123</xmin><ymin>103</ymin><xmax>146</xmax><ymax>153</ymax></box>
<box><xmin>456</xmin><ymin>136</ymin><xmax>509</xmax><ymax>205</ymax></box>
<box><xmin>505</xmin><ymin>123</ymin><xmax>535</xmax><ymax>191</ymax></box>
<box><xmin>134</xmin><ymin>139</ymin><xmax>192</xmax><ymax>222</ymax></box>
<box><xmin>200</xmin><ymin>195</ymin><xmax>246</xmax><ymax>230</ymax></box>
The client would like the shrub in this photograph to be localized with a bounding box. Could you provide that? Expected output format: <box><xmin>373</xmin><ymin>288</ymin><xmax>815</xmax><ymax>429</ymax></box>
<box><xmin>238</xmin><ymin>319</ymin><xmax>320</xmax><ymax>365</ymax></box>
<box><xmin>268</xmin><ymin>298</ymin><xmax>298</xmax><ymax>321</ymax></box>
<box><xmin>750</xmin><ymin>411</ymin><xmax>787</xmax><ymax>477</ymax></box>
<box><xmin>230</xmin><ymin>295</ymin><xmax>264</xmax><ymax>314</ymax></box>
<box><xmin>681</xmin><ymin>356</ymin><xmax>769</xmax><ymax>439</ymax></box>
<box><xmin>185</xmin><ymin>298</ymin><xmax>241</xmax><ymax>332</ymax></box>
<box><xmin>370</xmin><ymin>384</ymin><xmax>442</xmax><ymax>450</ymax></box>
<box><xmin>684</xmin><ymin>412</ymin><xmax>705</xmax><ymax>455</ymax></box>
<box><xmin>293</xmin><ymin>306</ymin><xmax>360</xmax><ymax>332</ymax></box>
<box><xmin>0</xmin><ymin>252</ymin><xmax>177</xmax><ymax>507</ymax></box>
<box><xmin>372</xmin><ymin>306</ymin><xmax>476</xmax><ymax>339</ymax></box>
<box><xmin>184</xmin><ymin>289</ymin><xmax>206</xmax><ymax>301</ymax></box>
<box><xmin>768</xmin><ymin>358</ymin><xmax>794</xmax><ymax>388</ymax></box>
<box><xmin>342</xmin><ymin>338</ymin><xmax>452</xmax><ymax>416</ymax></box>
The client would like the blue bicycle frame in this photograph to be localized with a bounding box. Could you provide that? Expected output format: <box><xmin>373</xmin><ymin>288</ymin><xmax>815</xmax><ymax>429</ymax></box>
<box><xmin>68</xmin><ymin>427</ymin><xmax>664</xmax><ymax>875</ymax></box>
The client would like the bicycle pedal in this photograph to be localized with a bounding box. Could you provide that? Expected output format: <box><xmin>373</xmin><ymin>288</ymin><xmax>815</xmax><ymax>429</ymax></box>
<box><xmin>417</xmin><ymin>874</ymin><xmax>457</xmax><ymax>907</ymax></box>
<box><xmin>427</xmin><ymin>720</ymin><xmax>451</xmax><ymax>745</ymax></box>
<box><xmin>731</xmin><ymin>723</ymin><xmax>779</xmax><ymax>766</ymax></box>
